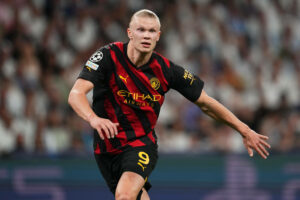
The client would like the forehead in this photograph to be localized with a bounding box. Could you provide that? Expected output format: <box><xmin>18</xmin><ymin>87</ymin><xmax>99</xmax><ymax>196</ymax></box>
<box><xmin>130</xmin><ymin>16</ymin><xmax>160</xmax><ymax>29</ymax></box>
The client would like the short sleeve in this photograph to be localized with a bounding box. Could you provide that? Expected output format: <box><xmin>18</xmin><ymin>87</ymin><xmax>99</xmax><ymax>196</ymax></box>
<box><xmin>169</xmin><ymin>63</ymin><xmax>204</xmax><ymax>102</ymax></box>
<box><xmin>78</xmin><ymin>46</ymin><xmax>111</xmax><ymax>85</ymax></box>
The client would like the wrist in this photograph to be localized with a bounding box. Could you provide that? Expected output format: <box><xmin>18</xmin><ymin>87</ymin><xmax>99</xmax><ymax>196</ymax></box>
<box><xmin>87</xmin><ymin>113</ymin><xmax>97</xmax><ymax>123</ymax></box>
<box><xmin>238</xmin><ymin>125</ymin><xmax>251</xmax><ymax>138</ymax></box>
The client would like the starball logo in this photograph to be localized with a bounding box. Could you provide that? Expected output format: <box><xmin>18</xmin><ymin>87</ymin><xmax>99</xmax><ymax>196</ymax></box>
<box><xmin>117</xmin><ymin>90</ymin><xmax>161</xmax><ymax>107</ymax></box>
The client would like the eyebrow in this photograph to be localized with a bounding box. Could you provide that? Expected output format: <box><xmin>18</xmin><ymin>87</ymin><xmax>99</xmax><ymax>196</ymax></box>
<box><xmin>136</xmin><ymin>25</ymin><xmax>158</xmax><ymax>31</ymax></box>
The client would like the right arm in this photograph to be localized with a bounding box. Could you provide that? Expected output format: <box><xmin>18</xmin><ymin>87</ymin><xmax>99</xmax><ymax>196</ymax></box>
<box><xmin>68</xmin><ymin>78</ymin><xmax>118</xmax><ymax>139</ymax></box>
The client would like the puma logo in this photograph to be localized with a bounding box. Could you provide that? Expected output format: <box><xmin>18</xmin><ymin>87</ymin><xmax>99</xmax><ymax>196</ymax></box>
<box><xmin>119</xmin><ymin>75</ymin><xmax>128</xmax><ymax>83</ymax></box>
<box><xmin>138</xmin><ymin>162</ymin><xmax>146</xmax><ymax>172</ymax></box>
<box><xmin>86</xmin><ymin>66</ymin><xmax>92</xmax><ymax>72</ymax></box>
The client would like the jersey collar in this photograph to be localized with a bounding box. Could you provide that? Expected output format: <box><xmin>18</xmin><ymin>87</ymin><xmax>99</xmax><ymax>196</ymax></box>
<box><xmin>123</xmin><ymin>42</ymin><xmax>154</xmax><ymax>70</ymax></box>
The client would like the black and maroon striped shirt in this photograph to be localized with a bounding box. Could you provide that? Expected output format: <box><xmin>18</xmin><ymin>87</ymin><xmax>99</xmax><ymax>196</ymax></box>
<box><xmin>78</xmin><ymin>42</ymin><xmax>204</xmax><ymax>154</ymax></box>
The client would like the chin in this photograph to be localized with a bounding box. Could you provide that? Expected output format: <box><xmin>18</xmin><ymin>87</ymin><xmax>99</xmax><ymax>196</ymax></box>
<box><xmin>140</xmin><ymin>46</ymin><xmax>155</xmax><ymax>53</ymax></box>
<box><xmin>141</xmin><ymin>49</ymin><xmax>152</xmax><ymax>53</ymax></box>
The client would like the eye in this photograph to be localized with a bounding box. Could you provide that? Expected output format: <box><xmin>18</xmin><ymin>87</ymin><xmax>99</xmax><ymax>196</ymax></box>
<box><xmin>137</xmin><ymin>27</ymin><xmax>145</xmax><ymax>32</ymax></box>
<box><xmin>149</xmin><ymin>29</ymin><xmax>156</xmax><ymax>33</ymax></box>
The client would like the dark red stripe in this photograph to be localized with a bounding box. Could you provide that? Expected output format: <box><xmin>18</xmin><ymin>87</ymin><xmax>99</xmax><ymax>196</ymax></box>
<box><xmin>116</xmin><ymin>43</ymin><xmax>161</xmax><ymax>104</ymax></box>
<box><xmin>103</xmin><ymin>136</ymin><xmax>120</xmax><ymax>154</ymax></box>
<box><xmin>129</xmin><ymin>139</ymin><xmax>146</xmax><ymax>147</ymax></box>
<box><xmin>113</xmin><ymin>42</ymin><xmax>123</xmax><ymax>49</ymax></box>
<box><xmin>94</xmin><ymin>143</ymin><xmax>101</xmax><ymax>154</ymax></box>
<box><xmin>111</xmin><ymin>43</ymin><xmax>159</xmax><ymax>143</ymax></box>
<box><xmin>125</xmin><ymin>59</ymin><xmax>164</xmax><ymax>106</ymax></box>
<box><xmin>121</xmin><ymin>55</ymin><xmax>161</xmax><ymax>130</ymax></box>
<box><xmin>147</xmin><ymin>132</ymin><xmax>156</xmax><ymax>143</ymax></box>
<box><xmin>111</xmin><ymin>46</ymin><xmax>159</xmax><ymax>131</ymax></box>
<box><xmin>110</xmin><ymin>51</ymin><xmax>147</xmax><ymax>139</ymax></box>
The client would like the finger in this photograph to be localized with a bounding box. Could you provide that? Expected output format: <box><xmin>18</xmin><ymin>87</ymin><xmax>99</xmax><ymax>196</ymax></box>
<box><xmin>101</xmin><ymin>125</ymin><xmax>111</xmax><ymax>139</ymax></box>
<box><xmin>112</xmin><ymin>122</ymin><xmax>118</xmax><ymax>136</ymax></box>
<box><xmin>113</xmin><ymin>123</ymin><xmax>119</xmax><ymax>135</ymax></box>
<box><xmin>259</xmin><ymin>135</ymin><xmax>269</xmax><ymax>140</ymax></box>
<box><xmin>247</xmin><ymin>146</ymin><xmax>253</xmax><ymax>157</ymax></box>
<box><xmin>254</xmin><ymin>144</ymin><xmax>267</xmax><ymax>159</ymax></box>
<box><xmin>106</xmin><ymin>123</ymin><xmax>115</xmax><ymax>138</ymax></box>
<box><xmin>258</xmin><ymin>143</ymin><xmax>269</xmax><ymax>156</ymax></box>
<box><xmin>260</xmin><ymin>140</ymin><xmax>271</xmax><ymax>149</ymax></box>
<box><xmin>96</xmin><ymin>128</ymin><xmax>105</xmax><ymax>140</ymax></box>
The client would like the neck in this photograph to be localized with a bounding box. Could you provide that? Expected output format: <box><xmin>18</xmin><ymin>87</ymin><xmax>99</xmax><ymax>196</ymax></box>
<box><xmin>127</xmin><ymin>42</ymin><xmax>152</xmax><ymax>67</ymax></box>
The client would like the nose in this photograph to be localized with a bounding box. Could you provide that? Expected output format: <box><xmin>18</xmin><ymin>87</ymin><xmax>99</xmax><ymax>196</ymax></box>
<box><xmin>143</xmin><ymin>31</ymin><xmax>151</xmax><ymax>39</ymax></box>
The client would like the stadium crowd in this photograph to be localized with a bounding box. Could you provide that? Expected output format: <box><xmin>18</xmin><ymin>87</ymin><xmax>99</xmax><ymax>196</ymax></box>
<box><xmin>0</xmin><ymin>0</ymin><xmax>299</xmax><ymax>157</ymax></box>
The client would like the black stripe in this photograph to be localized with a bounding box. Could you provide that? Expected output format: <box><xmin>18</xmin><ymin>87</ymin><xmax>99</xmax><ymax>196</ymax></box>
<box><xmin>152</xmin><ymin>129</ymin><xmax>157</xmax><ymax>140</ymax></box>
<box><xmin>102</xmin><ymin>98</ymin><xmax>122</xmax><ymax>150</ymax></box>
<box><xmin>136</xmin><ymin>66</ymin><xmax>164</xmax><ymax>122</ymax></box>
<box><xmin>134</xmin><ymin>110</ymin><xmax>152</xmax><ymax>135</ymax></box>
<box><xmin>93</xmin><ymin>87</ymin><xmax>123</xmax><ymax>152</ymax></box>
<box><xmin>154</xmin><ymin>54</ymin><xmax>171</xmax><ymax>89</ymax></box>
<box><xmin>138</xmin><ymin>66</ymin><xmax>165</xmax><ymax>96</ymax></box>
<box><xmin>107</xmin><ymin>88</ymin><xmax>136</xmax><ymax>142</ymax></box>
<box><xmin>94</xmin><ymin>131</ymin><xmax>107</xmax><ymax>153</ymax></box>
<box><xmin>92</xmin><ymin>94</ymin><xmax>109</xmax><ymax>153</ymax></box>
<box><xmin>139</xmin><ymin>135</ymin><xmax>155</xmax><ymax>145</ymax></box>
<box><xmin>111</xmin><ymin>69</ymin><xmax>153</xmax><ymax>137</ymax></box>
<box><xmin>109</xmin><ymin>137</ymin><xmax>122</xmax><ymax>150</ymax></box>
<box><xmin>111</xmin><ymin>46</ymin><xmax>155</xmax><ymax>135</ymax></box>
<box><xmin>111</xmin><ymin>45</ymin><xmax>161</xmax><ymax>118</ymax></box>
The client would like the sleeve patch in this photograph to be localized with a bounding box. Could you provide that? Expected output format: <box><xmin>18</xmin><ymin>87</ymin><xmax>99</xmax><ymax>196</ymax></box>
<box><xmin>86</xmin><ymin>60</ymin><xmax>99</xmax><ymax>70</ymax></box>
<box><xmin>89</xmin><ymin>51</ymin><xmax>103</xmax><ymax>62</ymax></box>
<box><xmin>183</xmin><ymin>69</ymin><xmax>196</xmax><ymax>85</ymax></box>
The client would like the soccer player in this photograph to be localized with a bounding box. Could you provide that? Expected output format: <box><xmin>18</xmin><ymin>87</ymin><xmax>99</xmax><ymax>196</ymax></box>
<box><xmin>68</xmin><ymin>9</ymin><xmax>270</xmax><ymax>200</ymax></box>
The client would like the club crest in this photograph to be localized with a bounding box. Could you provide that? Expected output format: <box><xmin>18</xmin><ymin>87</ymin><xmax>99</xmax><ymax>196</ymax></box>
<box><xmin>150</xmin><ymin>77</ymin><xmax>160</xmax><ymax>90</ymax></box>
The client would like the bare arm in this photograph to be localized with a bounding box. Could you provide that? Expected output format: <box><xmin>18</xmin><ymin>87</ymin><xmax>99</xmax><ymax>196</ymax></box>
<box><xmin>195</xmin><ymin>90</ymin><xmax>271</xmax><ymax>159</ymax></box>
<box><xmin>68</xmin><ymin>78</ymin><xmax>118</xmax><ymax>139</ymax></box>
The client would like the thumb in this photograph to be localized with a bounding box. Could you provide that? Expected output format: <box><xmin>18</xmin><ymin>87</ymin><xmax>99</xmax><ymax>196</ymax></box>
<box><xmin>114</xmin><ymin>123</ymin><xmax>119</xmax><ymax>126</ymax></box>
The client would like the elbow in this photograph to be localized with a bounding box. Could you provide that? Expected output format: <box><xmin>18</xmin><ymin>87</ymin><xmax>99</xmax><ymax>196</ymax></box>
<box><xmin>199</xmin><ymin>103</ymin><xmax>209</xmax><ymax>113</ymax></box>
<box><xmin>197</xmin><ymin>102</ymin><xmax>209</xmax><ymax>115</ymax></box>
<box><xmin>195</xmin><ymin>90</ymin><xmax>208</xmax><ymax>108</ymax></box>
<box><xmin>194</xmin><ymin>90</ymin><xmax>212</xmax><ymax>112</ymax></box>
<box><xmin>68</xmin><ymin>90</ymin><xmax>75</xmax><ymax>107</ymax></box>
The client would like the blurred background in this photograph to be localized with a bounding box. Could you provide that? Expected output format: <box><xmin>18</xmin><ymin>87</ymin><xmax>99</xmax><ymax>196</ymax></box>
<box><xmin>0</xmin><ymin>0</ymin><xmax>300</xmax><ymax>199</ymax></box>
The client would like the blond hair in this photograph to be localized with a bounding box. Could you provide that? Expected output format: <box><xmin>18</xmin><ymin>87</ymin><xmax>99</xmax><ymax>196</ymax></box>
<box><xmin>129</xmin><ymin>9</ymin><xmax>161</xmax><ymax>29</ymax></box>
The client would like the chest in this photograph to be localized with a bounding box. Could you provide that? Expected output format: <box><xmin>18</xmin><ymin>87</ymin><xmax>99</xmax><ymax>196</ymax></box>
<box><xmin>108</xmin><ymin>62</ymin><xmax>168</xmax><ymax>108</ymax></box>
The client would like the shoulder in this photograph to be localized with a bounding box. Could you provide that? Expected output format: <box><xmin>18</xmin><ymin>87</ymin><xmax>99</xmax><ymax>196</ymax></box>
<box><xmin>110</xmin><ymin>41</ymin><xmax>124</xmax><ymax>49</ymax></box>
<box><xmin>86</xmin><ymin>43</ymin><xmax>120</xmax><ymax>71</ymax></box>
<box><xmin>92</xmin><ymin>42</ymin><xmax>124</xmax><ymax>54</ymax></box>
<box><xmin>153</xmin><ymin>51</ymin><xmax>171</xmax><ymax>68</ymax></box>
<box><xmin>99</xmin><ymin>41</ymin><xmax>126</xmax><ymax>52</ymax></box>
<box><xmin>88</xmin><ymin>42</ymin><xmax>124</xmax><ymax>62</ymax></box>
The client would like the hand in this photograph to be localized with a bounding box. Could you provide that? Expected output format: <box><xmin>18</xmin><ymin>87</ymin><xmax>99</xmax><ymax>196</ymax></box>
<box><xmin>89</xmin><ymin>114</ymin><xmax>119</xmax><ymax>140</ymax></box>
<box><xmin>242</xmin><ymin>129</ymin><xmax>271</xmax><ymax>159</ymax></box>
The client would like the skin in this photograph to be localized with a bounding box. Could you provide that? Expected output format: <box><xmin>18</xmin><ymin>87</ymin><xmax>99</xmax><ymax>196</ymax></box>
<box><xmin>127</xmin><ymin>15</ymin><xmax>161</xmax><ymax>67</ymax></box>
<box><xmin>68</xmin><ymin>14</ymin><xmax>271</xmax><ymax>200</ymax></box>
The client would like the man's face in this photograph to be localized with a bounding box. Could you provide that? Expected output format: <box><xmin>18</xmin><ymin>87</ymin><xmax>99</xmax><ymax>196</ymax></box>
<box><xmin>128</xmin><ymin>16</ymin><xmax>161</xmax><ymax>53</ymax></box>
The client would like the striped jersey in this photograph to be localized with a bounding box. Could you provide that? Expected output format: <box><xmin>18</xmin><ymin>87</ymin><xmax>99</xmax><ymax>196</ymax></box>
<box><xmin>78</xmin><ymin>42</ymin><xmax>204</xmax><ymax>154</ymax></box>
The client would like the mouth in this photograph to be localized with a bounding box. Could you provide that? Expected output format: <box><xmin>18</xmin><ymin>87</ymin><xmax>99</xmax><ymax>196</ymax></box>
<box><xmin>141</xmin><ymin>42</ymin><xmax>151</xmax><ymax>48</ymax></box>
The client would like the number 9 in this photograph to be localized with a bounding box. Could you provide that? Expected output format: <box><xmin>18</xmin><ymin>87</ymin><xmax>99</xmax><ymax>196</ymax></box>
<box><xmin>138</xmin><ymin>152</ymin><xmax>149</xmax><ymax>165</ymax></box>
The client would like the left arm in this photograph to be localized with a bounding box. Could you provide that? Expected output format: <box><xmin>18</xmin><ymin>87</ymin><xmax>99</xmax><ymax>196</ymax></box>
<box><xmin>195</xmin><ymin>90</ymin><xmax>271</xmax><ymax>159</ymax></box>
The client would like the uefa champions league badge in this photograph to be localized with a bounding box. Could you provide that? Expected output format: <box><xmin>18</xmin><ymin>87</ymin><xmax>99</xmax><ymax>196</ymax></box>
<box><xmin>85</xmin><ymin>51</ymin><xmax>103</xmax><ymax>71</ymax></box>
<box><xmin>90</xmin><ymin>51</ymin><xmax>103</xmax><ymax>62</ymax></box>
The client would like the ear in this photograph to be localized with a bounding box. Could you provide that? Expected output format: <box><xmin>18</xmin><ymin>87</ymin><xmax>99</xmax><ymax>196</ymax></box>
<box><xmin>156</xmin><ymin>31</ymin><xmax>161</xmax><ymax>42</ymax></box>
<box><xmin>127</xmin><ymin>28</ymin><xmax>133</xmax><ymax>40</ymax></box>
